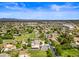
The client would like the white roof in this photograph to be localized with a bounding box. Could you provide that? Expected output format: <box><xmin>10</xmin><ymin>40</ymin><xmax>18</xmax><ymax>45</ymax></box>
<box><xmin>63</xmin><ymin>24</ymin><xmax>74</xmax><ymax>29</ymax></box>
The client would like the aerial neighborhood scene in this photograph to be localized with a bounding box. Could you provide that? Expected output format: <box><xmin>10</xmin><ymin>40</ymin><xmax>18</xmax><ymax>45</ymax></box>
<box><xmin>0</xmin><ymin>2</ymin><xmax>79</xmax><ymax>57</ymax></box>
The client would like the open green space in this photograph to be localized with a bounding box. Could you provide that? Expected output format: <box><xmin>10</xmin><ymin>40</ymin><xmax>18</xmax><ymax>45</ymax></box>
<box><xmin>3</xmin><ymin>40</ymin><xmax>15</xmax><ymax>43</ymax></box>
<box><xmin>50</xmin><ymin>40</ymin><xmax>79</xmax><ymax>57</ymax></box>
<box><xmin>28</xmin><ymin>50</ymin><xmax>47</xmax><ymax>57</ymax></box>
<box><xmin>61</xmin><ymin>49</ymin><xmax>79</xmax><ymax>57</ymax></box>
<box><xmin>14</xmin><ymin>32</ymin><xmax>35</xmax><ymax>41</ymax></box>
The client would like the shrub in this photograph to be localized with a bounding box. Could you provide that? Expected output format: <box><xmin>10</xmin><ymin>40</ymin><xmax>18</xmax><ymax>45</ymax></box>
<box><xmin>22</xmin><ymin>44</ymin><xmax>27</xmax><ymax>49</ymax></box>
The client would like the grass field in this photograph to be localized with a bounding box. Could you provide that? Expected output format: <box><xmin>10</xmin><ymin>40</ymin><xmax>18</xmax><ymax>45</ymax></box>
<box><xmin>28</xmin><ymin>50</ymin><xmax>47</xmax><ymax>57</ymax></box>
<box><xmin>14</xmin><ymin>32</ymin><xmax>35</xmax><ymax>41</ymax></box>
<box><xmin>61</xmin><ymin>49</ymin><xmax>79</xmax><ymax>57</ymax></box>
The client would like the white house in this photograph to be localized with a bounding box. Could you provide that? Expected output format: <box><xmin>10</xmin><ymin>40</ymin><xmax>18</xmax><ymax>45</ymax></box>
<box><xmin>40</xmin><ymin>44</ymin><xmax>50</xmax><ymax>51</ymax></box>
<box><xmin>31</xmin><ymin>40</ymin><xmax>40</xmax><ymax>49</ymax></box>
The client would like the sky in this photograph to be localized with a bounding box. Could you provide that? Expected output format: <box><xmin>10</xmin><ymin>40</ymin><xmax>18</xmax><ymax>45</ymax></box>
<box><xmin>0</xmin><ymin>2</ymin><xmax>79</xmax><ymax>20</ymax></box>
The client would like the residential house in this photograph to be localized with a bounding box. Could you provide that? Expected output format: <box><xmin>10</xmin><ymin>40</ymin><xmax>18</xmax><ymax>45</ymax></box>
<box><xmin>31</xmin><ymin>40</ymin><xmax>40</xmax><ymax>49</ymax></box>
<box><xmin>3</xmin><ymin>43</ymin><xmax>16</xmax><ymax>52</ymax></box>
<box><xmin>63</xmin><ymin>24</ymin><xmax>75</xmax><ymax>31</ymax></box>
<box><xmin>13</xmin><ymin>33</ymin><xmax>21</xmax><ymax>36</ymax></box>
<box><xmin>46</xmin><ymin>34</ymin><xmax>52</xmax><ymax>39</ymax></box>
<box><xmin>40</xmin><ymin>44</ymin><xmax>50</xmax><ymax>51</ymax></box>
<box><xmin>19</xmin><ymin>51</ymin><xmax>29</xmax><ymax>57</ymax></box>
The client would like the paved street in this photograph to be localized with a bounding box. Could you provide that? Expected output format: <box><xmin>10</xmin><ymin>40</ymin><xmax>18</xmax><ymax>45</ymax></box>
<box><xmin>48</xmin><ymin>42</ymin><xmax>60</xmax><ymax>57</ymax></box>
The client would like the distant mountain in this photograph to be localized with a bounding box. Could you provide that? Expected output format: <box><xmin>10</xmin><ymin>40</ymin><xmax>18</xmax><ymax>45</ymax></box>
<box><xmin>0</xmin><ymin>18</ymin><xmax>20</xmax><ymax>21</ymax></box>
<box><xmin>0</xmin><ymin>18</ymin><xmax>79</xmax><ymax>22</ymax></box>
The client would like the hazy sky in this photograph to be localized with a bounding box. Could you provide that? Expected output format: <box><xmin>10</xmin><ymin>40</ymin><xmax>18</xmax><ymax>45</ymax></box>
<box><xmin>0</xmin><ymin>2</ymin><xmax>79</xmax><ymax>20</ymax></box>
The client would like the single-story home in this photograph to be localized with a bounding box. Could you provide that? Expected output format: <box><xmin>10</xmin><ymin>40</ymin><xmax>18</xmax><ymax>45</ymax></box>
<box><xmin>40</xmin><ymin>44</ymin><xmax>50</xmax><ymax>51</ymax></box>
<box><xmin>3</xmin><ymin>43</ymin><xmax>16</xmax><ymax>52</ymax></box>
<box><xmin>31</xmin><ymin>40</ymin><xmax>40</xmax><ymax>49</ymax></box>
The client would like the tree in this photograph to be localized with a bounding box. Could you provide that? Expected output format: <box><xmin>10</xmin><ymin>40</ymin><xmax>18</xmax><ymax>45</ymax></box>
<box><xmin>39</xmin><ymin>33</ymin><xmax>45</xmax><ymax>40</ymax></box>
<box><xmin>27</xmin><ymin>26</ymin><xmax>34</xmax><ymax>33</ymax></box>
<box><xmin>56</xmin><ymin>45</ymin><xmax>62</xmax><ymax>55</ymax></box>
<box><xmin>57</xmin><ymin>33</ymin><xmax>74</xmax><ymax>45</ymax></box>
<box><xmin>27</xmin><ymin>38</ymin><xmax>31</xmax><ymax>47</ymax></box>
<box><xmin>0</xmin><ymin>37</ymin><xmax>3</xmax><ymax>44</ymax></box>
<box><xmin>61</xmin><ymin>43</ymin><xmax>72</xmax><ymax>49</ymax></box>
<box><xmin>46</xmin><ymin>31</ymin><xmax>51</xmax><ymax>34</ymax></box>
<box><xmin>16</xmin><ymin>42</ymin><xmax>21</xmax><ymax>48</ymax></box>
<box><xmin>45</xmin><ymin>39</ymin><xmax>48</xmax><ymax>44</ymax></box>
<box><xmin>22</xmin><ymin>44</ymin><xmax>27</xmax><ymax>49</ymax></box>
<box><xmin>27</xmin><ymin>38</ymin><xmax>31</xmax><ymax>42</ymax></box>
<box><xmin>50</xmin><ymin>40</ymin><xmax>59</xmax><ymax>47</ymax></box>
<box><xmin>57</xmin><ymin>36</ymin><xmax>65</xmax><ymax>44</ymax></box>
<box><xmin>0</xmin><ymin>48</ymin><xmax>1</xmax><ymax>53</ymax></box>
<box><xmin>46</xmin><ymin>49</ymin><xmax>53</xmax><ymax>57</ymax></box>
<box><xmin>7</xmin><ymin>30</ymin><xmax>11</xmax><ymax>33</ymax></box>
<box><xmin>27</xmin><ymin>43</ymin><xmax>31</xmax><ymax>47</ymax></box>
<box><xmin>2</xmin><ymin>33</ymin><xmax>13</xmax><ymax>39</ymax></box>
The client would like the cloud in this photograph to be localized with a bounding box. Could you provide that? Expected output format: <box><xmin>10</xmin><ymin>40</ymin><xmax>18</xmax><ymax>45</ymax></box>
<box><xmin>5</xmin><ymin>6</ymin><xmax>22</xmax><ymax>10</ymax></box>
<box><xmin>5</xmin><ymin>3</ymin><xmax>20</xmax><ymax>9</ymax></box>
<box><xmin>0</xmin><ymin>2</ymin><xmax>18</xmax><ymax>7</ymax></box>
<box><xmin>20</xmin><ymin>3</ymin><xmax>26</xmax><ymax>7</ymax></box>
<box><xmin>1</xmin><ymin>2</ymin><xmax>79</xmax><ymax>12</ymax></box>
<box><xmin>0</xmin><ymin>2</ymin><xmax>26</xmax><ymax>10</ymax></box>
<box><xmin>50</xmin><ymin>4</ymin><xmax>61</xmax><ymax>11</ymax></box>
<box><xmin>50</xmin><ymin>3</ymin><xmax>79</xmax><ymax>11</ymax></box>
<box><xmin>3</xmin><ymin>3</ymin><xmax>29</xmax><ymax>12</ymax></box>
<box><xmin>0</xmin><ymin>2</ymin><xmax>79</xmax><ymax>20</ymax></box>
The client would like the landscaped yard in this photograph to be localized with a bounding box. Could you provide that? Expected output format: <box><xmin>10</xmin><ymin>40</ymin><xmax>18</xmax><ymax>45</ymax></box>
<box><xmin>28</xmin><ymin>50</ymin><xmax>47</xmax><ymax>57</ymax></box>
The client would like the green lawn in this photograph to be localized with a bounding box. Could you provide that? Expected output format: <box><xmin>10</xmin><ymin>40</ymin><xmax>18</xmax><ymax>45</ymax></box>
<box><xmin>14</xmin><ymin>32</ymin><xmax>35</xmax><ymax>41</ymax></box>
<box><xmin>28</xmin><ymin>50</ymin><xmax>47</xmax><ymax>57</ymax></box>
<box><xmin>50</xmin><ymin>40</ymin><xmax>79</xmax><ymax>57</ymax></box>
<box><xmin>3</xmin><ymin>40</ymin><xmax>15</xmax><ymax>43</ymax></box>
<box><xmin>61</xmin><ymin>49</ymin><xmax>79</xmax><ymax>57</ymax></box>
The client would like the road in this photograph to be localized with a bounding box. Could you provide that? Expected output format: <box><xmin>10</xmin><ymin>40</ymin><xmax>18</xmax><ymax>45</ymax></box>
<box><xmin>48</xmin><ymin>42</ymin><xmax>60</xmax><ymax>57</ymax></box>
